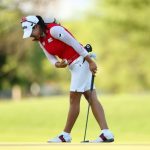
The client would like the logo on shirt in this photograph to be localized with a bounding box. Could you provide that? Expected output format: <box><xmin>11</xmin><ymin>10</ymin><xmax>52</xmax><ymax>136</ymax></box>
<box><xmin>48</xmin><ymin>38</ymin><xmax>53</xmax><ymax>43</ymax></box>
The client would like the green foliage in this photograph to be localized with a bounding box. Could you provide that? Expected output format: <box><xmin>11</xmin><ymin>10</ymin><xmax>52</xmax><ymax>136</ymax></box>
<box><xmin>83</xmin><ymin>0</ymin><xmax>150</xmax><ymax>93</ymax></box>
<box><xmin>0</xmin><ymin>9</ymin><xmax>23</xmax><ymax>89</ymax></box>
<box><xmin>0</xmin><ymin>0</ymin><xmax>150</xmax><ymax>93</ymax></box>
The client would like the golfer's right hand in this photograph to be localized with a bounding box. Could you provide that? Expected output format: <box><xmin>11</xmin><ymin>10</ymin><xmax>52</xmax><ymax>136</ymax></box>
<box><xmin>89</xmin><ymin>61</ymin><xmax>97</xmax><ymax>75</ymax></box>
<box><xmin>55</xmin><ymin>59</ymin><xmax>68</xmax><ymax>68</ymax></box>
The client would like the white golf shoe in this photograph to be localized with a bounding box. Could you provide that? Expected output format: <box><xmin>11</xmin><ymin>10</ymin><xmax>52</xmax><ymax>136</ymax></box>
<box><xmin>47</xmin><ymin>132</ymin><xmax>72</xmax><ymax>143</ymax></box>
<box><xmin>89</xmin><ymin>130</ymin><xmax>114</xmax><ymax>143</ymax></box>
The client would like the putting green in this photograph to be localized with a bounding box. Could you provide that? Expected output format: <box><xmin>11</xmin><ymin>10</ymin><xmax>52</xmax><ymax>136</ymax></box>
<box><xmin>0</xmin><ymin>143</ymin><xmax>150</xmax><ymax>150</ymax></box>
<box><xmin>0</xmin><ymin>94</ymin><xmax>150</xmax><ymax>144</ymax></box>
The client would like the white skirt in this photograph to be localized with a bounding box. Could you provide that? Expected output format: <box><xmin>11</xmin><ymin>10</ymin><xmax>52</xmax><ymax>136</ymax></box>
<box><xmin>69</xmin><ymin>56</ymin><xmax>95</xmax><ymax>92</ymax></box>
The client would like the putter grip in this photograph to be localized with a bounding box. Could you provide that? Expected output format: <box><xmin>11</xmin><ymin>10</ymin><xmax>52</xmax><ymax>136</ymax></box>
<box><xmin>90</xmin><ymin>75</ymin><xmax>95</xmax><ymax>91</ymax></box>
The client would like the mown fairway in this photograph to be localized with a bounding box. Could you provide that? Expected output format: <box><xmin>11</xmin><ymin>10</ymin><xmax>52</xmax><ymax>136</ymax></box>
<box><xmin>0</xmin><ymin>94</ymin><xmax>150</xmax><ymax>150</ymax></box>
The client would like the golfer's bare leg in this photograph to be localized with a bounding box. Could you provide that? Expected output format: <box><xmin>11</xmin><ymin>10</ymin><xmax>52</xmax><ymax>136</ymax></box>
<box><xmin>64</xmin><ymin>92</ymin><xmax>82</xmax><ymax>133</ymax></box>
<box><xmin>83</xmin><ymin>90</ymin><xmax>109</xmax><ymax>130</ymax></box>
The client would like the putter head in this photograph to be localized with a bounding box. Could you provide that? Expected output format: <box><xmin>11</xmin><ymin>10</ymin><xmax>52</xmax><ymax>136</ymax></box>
<box><xmin>81</xmin><ymin>140</ymin><xmax>89</xmax><ymax>143</ymax></box>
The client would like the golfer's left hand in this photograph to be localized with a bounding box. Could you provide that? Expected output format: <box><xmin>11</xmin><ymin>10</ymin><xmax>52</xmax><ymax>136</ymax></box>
<box><xmin>89</xmin><ymin>61</ymin><xmax>97</xmax><ymax>75</ymax></box>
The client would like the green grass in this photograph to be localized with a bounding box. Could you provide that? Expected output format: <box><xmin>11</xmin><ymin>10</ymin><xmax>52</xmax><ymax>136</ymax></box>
<box><xmin>0</xmin><ymin>94</ymin><xmax>150</xmax><ymax>143</ymax></box>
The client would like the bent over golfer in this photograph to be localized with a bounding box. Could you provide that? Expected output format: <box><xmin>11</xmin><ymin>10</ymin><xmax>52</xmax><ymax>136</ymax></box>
<box><xmin>21</xmin><ymin>15</ymin><xmax>114</xmax><ymax>143</ymax></box>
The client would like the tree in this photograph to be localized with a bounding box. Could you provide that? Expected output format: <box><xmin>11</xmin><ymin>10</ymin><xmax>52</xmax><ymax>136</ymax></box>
<box><xmin>0</xmin><ymin>0</ymin><xmax>69</xmax><ymax>93</ymax></box>
<box><xmin>87</xmin><ymin>0</ymin><xmax>150</xmax><ymax>93</ymax></box>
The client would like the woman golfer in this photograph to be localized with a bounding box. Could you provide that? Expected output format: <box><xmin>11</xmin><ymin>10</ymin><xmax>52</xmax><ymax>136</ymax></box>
<box><xmin>21</xmin><ymin>15</ymin><xmax>114</xmax><ymax>143</ymax></box>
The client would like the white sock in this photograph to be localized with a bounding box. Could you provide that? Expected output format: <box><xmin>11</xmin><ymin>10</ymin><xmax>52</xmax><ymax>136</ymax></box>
<box><xmin>62</xmin><ymin>131</ymin><xmax>70</xmax><ymax>136</ymax></box>
<box><xmin>101</xmin><ymin>129</ymin><xmax>109</xmax><ymax>134</ymax></box>
<box><xmin>101</xmin><ymin>129</ymin><xmax>114</xmax><ymax>139</ymax></box>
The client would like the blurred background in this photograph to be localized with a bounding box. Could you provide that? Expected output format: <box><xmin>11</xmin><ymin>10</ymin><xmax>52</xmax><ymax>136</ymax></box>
<box><xmin>0</xmin><ymin>0</ymin><xmax>150</xmax><ymax>143</ymax></box>
<box><xmin>0</xmin><ymin>0</ymin><xmax>150</xmax><ymax>98</ymax></box>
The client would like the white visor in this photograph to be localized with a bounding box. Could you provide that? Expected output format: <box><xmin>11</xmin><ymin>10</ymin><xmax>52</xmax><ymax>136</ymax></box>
<box><xmin>22</xmin><ymin>22</ymin><xmax>34</xmax><ymax>39</ymax></box>
<box><xmin>21</xmin><ymin>16</ymin><xmax>39</xmax><ymax>39</ymax></box>
<box><xmin>23</xmin><ymin>27</ymin><xmax>33</xmax><ymax>39</ymax></box>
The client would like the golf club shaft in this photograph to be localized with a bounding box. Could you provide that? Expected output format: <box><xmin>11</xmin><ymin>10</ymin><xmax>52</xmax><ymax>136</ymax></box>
<box><xmin>83</xmin><ymin>74</ymin><xmax>95</xmax><ymax>142</ymax></box>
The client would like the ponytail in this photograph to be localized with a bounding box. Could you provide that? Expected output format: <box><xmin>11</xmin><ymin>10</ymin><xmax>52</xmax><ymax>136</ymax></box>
<box><xmin>36</xmin><ymin>15</ymin><xmax>59</xmax><ymax>32</ymax></box>
<box><xmin>36</xmin><ymin>15</ymin><xmax>47</xmax><ymax>32</ymax></box>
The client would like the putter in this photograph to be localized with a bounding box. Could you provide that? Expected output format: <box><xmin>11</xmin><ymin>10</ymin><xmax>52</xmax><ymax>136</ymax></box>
<box><xmin>81</xmin><ymin>74</ymin><xmax>95</xmax><ymax>143</ymax></box>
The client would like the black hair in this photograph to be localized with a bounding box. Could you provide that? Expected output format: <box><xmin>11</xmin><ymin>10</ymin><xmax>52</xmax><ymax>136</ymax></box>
<box><xmin>36</xmin><ymin>15</ymin><xmax>47</xmax><ymax>32</ymax></box>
